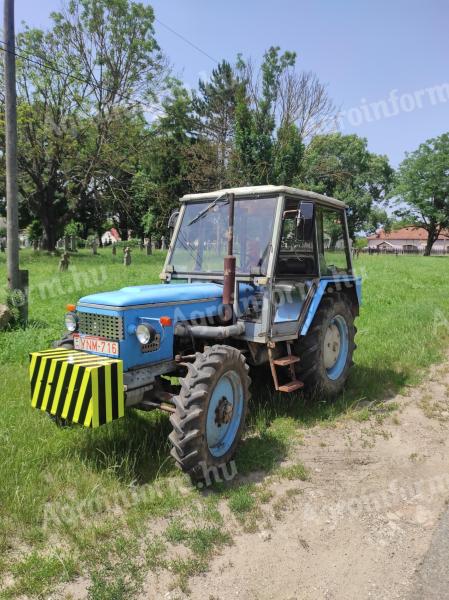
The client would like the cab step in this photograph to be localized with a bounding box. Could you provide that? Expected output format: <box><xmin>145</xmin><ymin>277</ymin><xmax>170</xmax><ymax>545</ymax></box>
<box><xmin>278</xmin><ymin>380</ymin><xmax>304</xmax><ymax>393</ymax></box>
<box><xmin>272</xmin><ymin>355</ymin><xmax>300</xmax><ymax>366</ymax></box>
<box><xmin>268</xmin><ymin>341</ymin><xmax>303</xmax><ymax>393</ymax></box>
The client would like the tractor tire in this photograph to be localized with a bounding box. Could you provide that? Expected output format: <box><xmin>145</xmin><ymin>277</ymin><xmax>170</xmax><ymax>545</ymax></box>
<box><xmin>52</xmin><ymin>338</ymin><xmax>74</xmax><ymax>350</ymax></box>
<box><xmin>295</xmin><ymin>293</ymin><xmax>356</xmax><ymax>397</ymax></box>
<box><xmin>169</xmin><ymin>345</ymin><xmax>250</xmax><ymax>482</ymax></box>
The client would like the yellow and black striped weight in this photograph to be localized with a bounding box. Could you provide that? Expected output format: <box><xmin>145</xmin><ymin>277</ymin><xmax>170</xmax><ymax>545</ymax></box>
<box><xmin>29</xmin><ymin>349</ymin><xmax>125</xmax><ymax>427</ymax></box>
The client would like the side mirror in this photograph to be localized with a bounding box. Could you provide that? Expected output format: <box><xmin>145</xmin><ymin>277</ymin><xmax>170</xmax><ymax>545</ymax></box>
<box><xmin>168</xmin><ymin>210</ymin><xmax>180</xmax><ymax>240</ymax></box>
<box><xmin>168</xmin><ymin>210</ymin><xmax>179</xmax><ymax>230</ymax></box>
<box><xmin>297</xmin><ymin>201</ymin><xmax>314</xmax><ymax>241</ymax></box>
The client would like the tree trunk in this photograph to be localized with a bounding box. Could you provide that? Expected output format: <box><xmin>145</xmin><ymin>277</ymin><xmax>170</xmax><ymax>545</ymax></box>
<box><xmin>41</xmin><ymin>217</ymin><xmax>57</xmax><ymax>251</ymax></box>
<box><xmin>424</xmin><ymin>227</ymin><xmax>437</xmax><ymax>256</ymax></box>
<box><xmin>36</xmin><ymin>187</ymin><xmax>60</xmax><ymax>251</ymax></box>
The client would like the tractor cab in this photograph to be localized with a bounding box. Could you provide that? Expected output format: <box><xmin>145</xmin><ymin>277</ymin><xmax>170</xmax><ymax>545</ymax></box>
<box><xmin>163</xmin><ymin>185</ymin><xmax>359</xmax><ymax>342</ymax></box>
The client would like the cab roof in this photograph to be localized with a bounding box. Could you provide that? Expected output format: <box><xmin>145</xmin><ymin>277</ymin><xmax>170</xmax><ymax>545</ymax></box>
<box><xmin>181</xmin><ymin>185</ymin><xmax>347</xmax><ymax>209</ymax></box>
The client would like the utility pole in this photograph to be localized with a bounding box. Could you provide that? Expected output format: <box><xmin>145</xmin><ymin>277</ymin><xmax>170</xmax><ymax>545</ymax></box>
<box><xmin>4</xmin><ymin>0</ymin><xmax>27</xmax><ymax>322</ymax></box>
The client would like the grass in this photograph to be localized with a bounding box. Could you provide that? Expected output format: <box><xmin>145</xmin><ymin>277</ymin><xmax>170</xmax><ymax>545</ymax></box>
<box><xmin>8</xmin><ymin>552</ymin><xmax>78</xmax><ymax>598</ymax></box>
<box><xmin>163</xmin><ymin>517</ymin><xmax>232</xmax><ymax>591</ymax></box>
<box><xmin>1</xmin><ymin>250</ymin><xmax>449</xmax><ymax>597</ymax></box>
<box><xmin>227</xmin><ymin>485</ymin><xmax>257</xmax><ymax>517</ymax></box>
<box><xmin>276</xmin><ymin>462</ymin><xmax>309</xmax><ymax>481</ymax></box>
<box><xmin>165</xmin><ymin>520</ymin><xmax>231</xmax><ymax>557</ymax></box>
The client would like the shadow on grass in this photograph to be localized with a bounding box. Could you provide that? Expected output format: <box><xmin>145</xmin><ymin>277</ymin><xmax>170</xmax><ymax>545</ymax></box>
<box><xmin>0</xmin><ymin>318</ymin><xmax>49</xmax><ymax>332</ymax></box>
<box><xmin>66</xmin><ymin>363</ymin><xmax>408</xmax><ymax>489</ymax></box>
<box><xmin>68</xmin><ymin>408</ymin><xmax>174</xmax><ymax>485</ymax></box>
<box><xmin>345</xmin><ymin>363</ymin><xmax>410</xmax><ymax>404</ymax></box>
<box><xmin>236</xmin><ymin>430</ymin><xmax>289</xmax><ymax>477</ymax></box>
<box><xmin>23</xmin><ymin>319</ymin><xmax>50</xmax><ymax>330</ymax></box>
<box><xmin>248</xmin><ymin>363</ymin><xmax>409</xmax><ymax>429</ymax></box>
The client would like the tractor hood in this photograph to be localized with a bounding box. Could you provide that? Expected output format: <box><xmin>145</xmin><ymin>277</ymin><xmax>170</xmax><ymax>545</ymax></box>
<box><xmin>78</xmin><ymin>282</ymin><xmax>224</xmax><ymax>308</ymax></box>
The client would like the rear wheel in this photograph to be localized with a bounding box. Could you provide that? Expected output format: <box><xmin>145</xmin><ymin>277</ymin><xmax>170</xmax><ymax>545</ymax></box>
<box><xmin>169</xmin><ymin>345</ymin><xmax>250</xmax><ymax>482</ymax></box>
<box><xmin>295</xmin><ymin>293</ymin><xmax>356</xmax><ymax>397</ymax></box>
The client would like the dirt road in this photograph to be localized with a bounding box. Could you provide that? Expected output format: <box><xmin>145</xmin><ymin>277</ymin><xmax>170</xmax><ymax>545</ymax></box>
<box><xmin>61</xmin><ymin>359</ymin><xmax>449</xmax><ymax>600</ymax></box>
<box><xmin>409</xmin><ymin>507</ymin><xmax>449</xmax><ymax>599</ymax></box>
<box><xmin>181</xmin><ymin>360</ymin><xmax>449</xmax><ymax>600</ymax></box>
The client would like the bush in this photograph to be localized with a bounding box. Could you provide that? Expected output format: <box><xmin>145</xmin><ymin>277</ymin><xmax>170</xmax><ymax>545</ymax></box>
<box><xmin>63</xmin><ymin>221</ymin><xmax>83</xmax><ymax>237</ymax></box>
<box><xmin>27</xmin><ymin>220</ymin><xmax>43</xmax><ymax>244</ymax></box>
<box><xmin>114</xmin><ymin>238</ymin><xmax>143</xmax><ymax>249</ymax></box>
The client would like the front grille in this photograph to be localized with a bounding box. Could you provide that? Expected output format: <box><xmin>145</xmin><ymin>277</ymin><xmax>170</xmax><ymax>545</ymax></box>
<box><xmin>78</xmin><ymin>312</ymin><xmax>124</xmax><ymax>340</ymax></box>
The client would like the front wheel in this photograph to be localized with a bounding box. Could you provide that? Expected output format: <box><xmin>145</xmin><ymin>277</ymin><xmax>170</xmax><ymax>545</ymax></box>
<box><xmin>295</xmin><ymin>293</ymin><xmax>356</xmax><ymax>397</ymax></box>
<box><xmin>169</xmin><ymin>345</ymin><xmax>250</xmax><ymax>482</ymax></box>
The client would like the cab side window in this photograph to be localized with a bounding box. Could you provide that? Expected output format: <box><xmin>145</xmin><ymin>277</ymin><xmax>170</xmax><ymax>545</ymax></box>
<box><xmin>316</xmin><ymin>206</ymin><xmax>351</xmax><ymax>275</ymax></box>
<box><xmin>276</xmin><ymin>201</ymin><xmax>316</xmax><ymax>276</ymax></box>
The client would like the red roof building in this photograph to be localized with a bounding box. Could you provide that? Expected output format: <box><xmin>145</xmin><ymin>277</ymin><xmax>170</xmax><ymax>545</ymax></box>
<box><xmin>366</xmin><ymin>227</ymin><xmax>449</xmax><ymax>253</ymax></box>
<box><xmin>101</xmin><ymin>228</ymin><xmax>122</xmax><ymax>245</ymax></box>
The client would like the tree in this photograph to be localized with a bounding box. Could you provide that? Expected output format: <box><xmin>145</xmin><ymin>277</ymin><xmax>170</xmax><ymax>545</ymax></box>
<box><xmin>26</xmin><ymin>220</ymin><xmax>43</xmax><ymax>248</ymax></box>
<box><xmin>193</xmin><ymin>61</ymin><xmax>240</xmax><ymax>187</ymax></box>
<box><xmin>393</xmin><ymin>133</ymin><xmax>449</xmax><ymax>256</ymax></box>
<box><xmin>278</xmin><ymin>69</ymin><xmax>336</xmax><ymax>141</ymax></box>
<box><xmin>131</xmin><ymin>82</ymin><xmax>195</xmax><ymax>239</ymax></box>
<box><xmin>299</xmin><ymin>133</ymin><xmax>394</xmax><ymax>237</ymax></box>
<box><xmin>141</xmin><ymin>207</ymin><xmax>154</xmax><ymax>250</ymax></box>
<box><xmin>56</xmin><ymin>0</ymin><xmax>169</xmax><ymax>237</ymax></box>
<box><xmin>366</xmin><ymin>207</ymin><xmax>392</xmax><ymax>234</ymax></box>
<box><xmin>233</xmin><ymin>47</ymin><xmax>297</xmax><ymax>184</ymax></box>
<box><xmin>272</xmin><ymin>121</ymin><xmax>304</xmax><ymax>185</ymax></box>
<box><xmin>14</xmin><ymin>26</ymin><xmax>88</xmax><ymax>249</ymax></box>
<box><xmin>87</xmin><ymin>107</ymin><xmax>151</xmax><ymax>241</ymax></box>
<box><xmin>64</xmin><ymin>220</ymin><xmax>83</xmax><ymax>237</ymax></box>
<box><xmin>11</xmin><ymin>0</ymin><xmax>168</xmax><ymax>249</ymax></box>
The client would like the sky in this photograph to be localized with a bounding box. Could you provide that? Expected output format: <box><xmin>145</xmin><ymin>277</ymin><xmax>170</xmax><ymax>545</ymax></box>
<box><xmin>13</xmin><ymin>0</ymin><xmax>449</xmax><ymax>167</ymax></box>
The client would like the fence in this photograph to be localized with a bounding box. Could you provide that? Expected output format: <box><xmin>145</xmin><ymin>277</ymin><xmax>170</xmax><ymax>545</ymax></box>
<box><xmin>364</xmin><ymin>246</ymin><xmax>449</xmax><ymax>256</ymax></box>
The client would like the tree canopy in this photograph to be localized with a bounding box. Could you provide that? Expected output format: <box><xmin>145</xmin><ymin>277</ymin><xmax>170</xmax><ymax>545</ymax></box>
<box><xmin>393</xmin><ymin>132</ymin><xmax>449</xmax><ymax>255</ymax></box>
<box><xmin>299</xmin><ymin>133</ymin><xmax>394</xmax><ymax>237</ymax></box>
<box><xmin>0</xmin><ymin>0</ymin><xmax>411</xmax><ymax>250</ymax></box>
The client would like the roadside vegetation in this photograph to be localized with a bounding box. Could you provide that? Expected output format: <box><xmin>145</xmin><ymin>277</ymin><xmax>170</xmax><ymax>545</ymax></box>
<box><xmin>1</xmin><ymin>250</ymin><xmax>449</xmax><ymax>598</ymax></box>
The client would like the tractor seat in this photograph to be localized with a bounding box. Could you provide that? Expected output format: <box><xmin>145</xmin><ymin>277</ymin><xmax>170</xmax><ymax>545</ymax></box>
<box><xmin>277</xmin><ymin>255</ymin><xmax>315</xmax><ymax>275</ymax></box>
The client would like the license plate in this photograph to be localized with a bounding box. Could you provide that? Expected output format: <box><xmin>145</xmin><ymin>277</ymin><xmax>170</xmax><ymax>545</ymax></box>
<box><xmin>73</xmin><ymin>335</ymin><xmax>119</xmax><ymax>356</ymax></box>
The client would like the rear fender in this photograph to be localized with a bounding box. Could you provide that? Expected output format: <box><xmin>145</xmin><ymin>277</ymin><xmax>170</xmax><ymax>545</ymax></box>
<box><xmin>300</xmin><ymin>276</ymin><xmax>361</xmax><ymax>336</ymax></box>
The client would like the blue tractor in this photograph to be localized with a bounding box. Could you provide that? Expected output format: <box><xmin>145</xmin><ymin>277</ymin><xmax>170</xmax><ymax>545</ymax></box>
<box><xmin>30</xmin><ymin>186</ymin><xmax>361</xmax><ymax>481</ymax></box>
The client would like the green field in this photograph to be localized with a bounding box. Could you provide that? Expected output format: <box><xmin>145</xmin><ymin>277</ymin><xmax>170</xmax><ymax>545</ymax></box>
<box><xmin>1</xmin><ymin>249</ymin><xmax>449</xmax><ymax>598</ymax></box>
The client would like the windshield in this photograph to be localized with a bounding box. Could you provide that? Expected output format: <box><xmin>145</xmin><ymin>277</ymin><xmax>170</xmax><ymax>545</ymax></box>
<box><xmin>170</xmin><ymin>196</ymin><xmax>278</xmax><ymax>274</ymax></box>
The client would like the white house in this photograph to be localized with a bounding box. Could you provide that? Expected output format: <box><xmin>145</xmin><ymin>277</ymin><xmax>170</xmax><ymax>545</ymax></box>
<box><xmin>101</xmin><ymin>227</ymin><xmax>121</xmax><ymax>245</ymax></box>
<box><xmin>366</xmin><ymin>227</ymin><xmax>449</xmax><ymax>253</ymax></box>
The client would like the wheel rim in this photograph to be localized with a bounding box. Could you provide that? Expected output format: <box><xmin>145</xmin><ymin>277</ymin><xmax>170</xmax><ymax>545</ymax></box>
<box><xmin>206</xmin><ymin>370</ymin><xmax>244</xmax><ymax>458</ymax></box>
<box><xmin>323</xmin><ymin>315</ymin><xmax>349</xmax><ymax>380</ymax></box>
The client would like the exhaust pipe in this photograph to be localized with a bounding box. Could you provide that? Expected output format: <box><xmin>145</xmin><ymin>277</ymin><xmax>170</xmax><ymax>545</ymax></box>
<box><xmin>222</xmin><ymin>192</ymin><xmax>236</xmax><ymax>321</ymax></box>
<box><xmin>174</xmin><ymin>321</ymin><xmax>245</xmax><ymax>339</ymax></box>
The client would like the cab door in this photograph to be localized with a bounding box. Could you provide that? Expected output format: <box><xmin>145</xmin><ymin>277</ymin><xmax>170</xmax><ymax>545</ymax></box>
<box><xmin>315</xmin><ymin>205</ymin><xmax>352</xmax><ymax>275</ymax></box>
<box><xmin>271</xmin><ymin>199</ymin><xmax>317</xmax><ymax>336</ymax></box>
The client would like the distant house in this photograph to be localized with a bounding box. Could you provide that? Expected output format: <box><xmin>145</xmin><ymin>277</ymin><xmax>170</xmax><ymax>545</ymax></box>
<box><xmin>366</xmin><ymin>227</ymin><xmax>449</xmax><ymax>253</ymax></box>
<box><xmin>101</xmin><ymin>228</ymin><xmax>121</xmax><ymax>245</ymax></box>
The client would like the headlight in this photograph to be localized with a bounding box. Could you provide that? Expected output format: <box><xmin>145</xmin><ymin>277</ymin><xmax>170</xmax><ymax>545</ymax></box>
<box><xmin>64</xmin><ymin>312</ymin><xmax>78</xmax><ymax>332</ymax></box>
<box><xmin>136</xmin><ymin>323</ymin><xmax>155</xmax><ymax>344</ymax></box>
